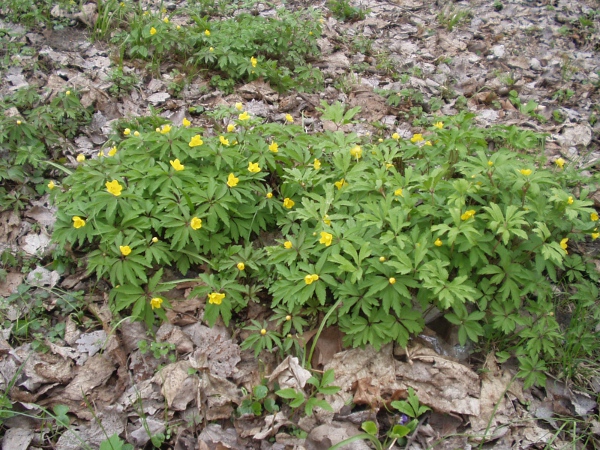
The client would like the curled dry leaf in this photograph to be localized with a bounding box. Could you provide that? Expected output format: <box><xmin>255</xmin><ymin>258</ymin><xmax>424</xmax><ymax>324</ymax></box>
<box><xmin>268</xmin><ymin>356</ymin><xmax>312</xmax><ymax>390</ymax></box>
<box><xmin>152</xmin><ymin>360</ymin><xmax>198</xmax><ymax>411</ymax></box>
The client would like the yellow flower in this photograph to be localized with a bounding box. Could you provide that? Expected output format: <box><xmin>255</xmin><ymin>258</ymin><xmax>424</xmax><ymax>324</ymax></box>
<box><xmin>319</xmin><ymin>231</ymin><xmax>333</xmax><ymax>246</ymax></box>
<box><xmin>461</xmin><ymin>210</ymin><xmax>476</xmax><ymax>221</ymax></box>
<box><xmin>65</xmin><ymin>90</ymin><xmax>71</xmax><ymax>96</ymax></box>
<box><xmin>487</xmin><ymin>160</ymin><xmax>493</xmax><ymax>167</ymax></box>
<box><xmin>237</xmin><ymin>262</ymin><xmax>245</xmax><ymax>271</ymax></box>
<box><xmin>410</xmin><ymin>133</ymin><xmax>424</xmax><ymax>143</ymax></box>
<box><xmin>251</xmin><ymin>56</ymin><xmax>257</xmax><ymax>67</ymax></box>
<box><xmin>591</xmin><ymin>212</ymin><xmax>599</xmax><ymax>221</ymax></box>
<box><xmin>283</xmin><ymin>198</ymin><xmax>295</xmax><ymax>209</ymax></box>
<box><xmin>219</xmin><ymin>136</ymin><xmax>230</xmax><ymax>146</ymax></box>
<box><xmin>227</xmin><ymin>173</ymin><xmax>239</xmax><ymax>187</ymax></box>
<box><xmin>434</xmin><ymin>238</ymin><xmax>443</xmax><ymax>247</ymax></box>
<box><xmin>389</xmin><ymin>277</ymin><xmax>396</xmax><ymax>284</ymax></box>
<box><xmin>163</xmin><ymin>17</ymin><xmax>169</xmax><ymax>23</ymax></box>
<box><xmin>235</xmin><ymin>102</ymin><xmax>243</xmax><ymax>111</ymax></box>
<box><xmin>48</xmin><ymin>181</ymin><xmax>55</xmax><ymax>190</ymax></box>
<box><xmin>519</xmin><ymin>169</ymin><xmax>532</xmax><ymax>176</ymax></box>
<box><xmin>592</xmin><ymin>232</ymin><xmax>599</xmax><ymax>240</ymax></box>
<box><xmin>555</xmin><ymin>158</ymin><xmax>565</xmax><ymax>169</ymax></box>
<box><xmin>313</xmin><ymin>159</ymin><xmax>321</xmax><ymax>170</ymax></box>
<box><xmin>76</xmin><ymin>154</ymin><xmax>85</xmax><ymax>162</ymax></box>
<box><xmin>392</xmin><ymin>133</ymin><xmax>400</xmax><ymax>140</ymax></box>
<box><xmin>150</xmin><ymin>297</ymin><xmax>163</xmax><ymax>309</ymax></box>
<box><xmin>323</xmin><ymin>215</ymin><xmax>331</xmax><ymax>225</ymax></box>
<box><xmin>433</xmin><ymin>121</ymin><xmax>444</xmax><ymax>129</ymax></box>
<box><xmin>284</xmin><ymin>241</ymin><xmax>293</xmax><ymax>249</ymax></box>
<box><xmin>190</xmin><ymin>217</ymin><xmax>202</xmax><ymax>230</ymax></box>
<box><xmin>170</xmin><ymin>159</ymin><xmax>184</xmax><ymax>171</ymax></box>
<box><xmin>120</xmin><ymin>245</ymin><xmax>132</xmax><ymax>256</ymax></box>
<box><xmin>182</xmin><ymin>117</ymin><xmax>191</xmax><ymax>127</ymax></box>
<box><xmin>238</xmin><ymin>111</ymin><xmax>250</xmax><ymax>121</ymax></box>
<box><xmin>107</xmin><ymin>146</ymin><xmax>117</xmax><ymax>157</ymax></box>
<box><xmin>123</xmin><ymin>128</ymin><xmax>131</xmax><ymax>135</ymax></box>
<box><xmin>425</xmin><ymin>141</ymin><xmax>432</xmax><ymax>146</ymax></box>
<box><xmin>177</xmin><ymin>25</ymin><xmax>181</xmax><ymax>30</ymax></box>
<box><xmin>159</xmin><ymin>124</ymin><xmax>171</xmax><ymax>134</ymax></box>
<box><xmin>567</xmin><ymin>196</ymin><xmax>574</xmax><ymax>205</ymax></box>
<box><xmin>106</xmin><ymin>180</ymin><xmax>123</xmax><ymax>196</ymax></box>
<box><xmin>134</xmin><ymin>131</ymin><xmax>140</xmax><ymax>137</ymax></box>
<box><xmin>248</xmin><ymin>162</ymin><xmax>261</xmax><ymax>173</ymax></box>
<box><xmin>379</xmin><ymin>257</ymin><xmax>386</xmax><ymax>262</ymax></box>
<box><xmin>266</xmin><ymin>192</ymin><xmax>273</xmax><ymax>199</ymax></box>
<box><xmin>150</xmin><ymin>27</ymin><xmax>157</xmax><ymax>35</ymax></box>
<box><xmin>269</xmin><ymin>142</ymin><xmax>279</xmax><ymax>153</ymax></box>
<box><xmin>285</xmin><ymin>315</ymin><xmax>292</xmax><ymax>321</ymax></box>
<box><xmin>304</xmin><ymin>274</ymin><xmax>319</xmax><ymax>285</ymax></box>
<box><xmin>260</xmin><ymin>329</ymin><xmax>267</xmax><ymax>335</ymax></box>
<box><xmin>152</xmin><ymin>237</ymin><xmax>159</xmax><ymax>243</ymax></box>
<box><xmin>16</xmin><ymin>120</ymin><xmax>22</xmax><ymax>125</ymax></box>
<box><xmin>285</xmin><ymin>114</ymin><xmax>293</xmax><ymax>123</ymax></box>
<box><xmin>227</xmin><ymin>124</ymin><xmax>236</xmax><ymax>132</ymax></box>
<box><xmin>72</xmin><ymin>216</ymin><xmax>85</xmax><ymax>228</ymax></box>
<box><xmin>334</xmin><ymin>179</ymin><xmax>347</xmax><ymax>190</ymax></box>
<box><xmin>208</xmin><ymin>292</ymin><xmax>225</xmax><ymax>305</ymax></box>
<box><xmin>394</xmin><ymin>188</ymin><xmax>403</xmax><ymax>197</ymax></box>
<box><xmin>386</xmin><ymin>163</ymin><xmax>393</xmax><ymax>169</ymax></box>
<box><xmin>204</xmin><ymin>29</ymin><xmax>210</xmax><ymax>36</ymax></box>
<box><xmin>560</xmin><ymin>237</ymin><xmax>568</xmax><ymax>253</ymax></box>
<box><xmin>350</xmin><ymin>145</ymin><xmax>362</xmax><ymax>159</ymax></box>
<box><xmin>189</xmin><ymin>135</ymin><xmax>203</xmax><ymax>147</ymax></box>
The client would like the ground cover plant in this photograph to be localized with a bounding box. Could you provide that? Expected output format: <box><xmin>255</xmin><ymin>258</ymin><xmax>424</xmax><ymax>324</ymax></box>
<box><xmin>49</xmin><ymin>106</ymin><xmax>600</xmax><ymax>389</ymax></box>
<box><xmin>98</xmin><ymin>0</ymin><xmax>323</xmax><ymax>93</ymax></box>
<box><xmin>2</xmin><ymin>0</ymin><xmax>600</xmax><ymax>447</ymax></box>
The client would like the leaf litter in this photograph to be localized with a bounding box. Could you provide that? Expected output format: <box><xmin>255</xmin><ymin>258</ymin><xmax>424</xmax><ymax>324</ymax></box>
<box><xmin>1</xmin><ymin>0</ymin><xmax>600</xmax><ymax>447</ymax></box>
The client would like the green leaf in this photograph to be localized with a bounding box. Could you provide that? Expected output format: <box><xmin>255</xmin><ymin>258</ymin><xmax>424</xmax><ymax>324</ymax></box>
<box><xmin>361</xmin><ymin>420</ymin><xmax>378</xmax><ymax>436</ymax></box>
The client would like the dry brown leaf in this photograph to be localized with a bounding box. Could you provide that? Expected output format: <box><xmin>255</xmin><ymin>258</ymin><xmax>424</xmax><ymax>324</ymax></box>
<box><xmin>152</xmin><ymin>360</ymin><xmax>198</xmax><ymax>411</ymax></box>
<box><xmin>184</xmin><ymin>323</ymin><xmax>240</xmax><ymax>378</ymax></box>
<box><xmin>199</xmin><ymin>372</ymin><xmax>242</xmax><ymax>421</ymax></box>
<box><xmin>165</xmin><ymin>297</ymin><xmax>203</xmax><ymax>326</ymax></box>
<box><xmin>309</xmin><ymin>326</ymin><xmax>343</xmax><ymax>369</ymax></box>
<box><xmin>62</xmin><ymin>354</ymin><xmax>115</xmax><ymax>401</ymax></box>
<box><xmin>470</xmin><ymin>355</ymin><xmax>515</xmax><ymax>438</ymax></box>
<box><xmin>352</xmin><ymin>377</ymin><xmax>381</xmax><ymax>409</ymax></box>
<box><xmin>396</xmin><ymin>345</ymin><xmax>480</xmax><ymax>416</ymax></box>
<box><xmin>156</xmin><ymin>323</ymin><xmax>194</xmax><ymax>354</ymax></box>
<box><xmin>0</xmin><ymin>272</ymin><xmax>23</xmax><ymax>297</ymax></box>
<box><xmin>267</xmin><ymin>356</ymin><xmax>312</xmax><ymax>390</ymax></box>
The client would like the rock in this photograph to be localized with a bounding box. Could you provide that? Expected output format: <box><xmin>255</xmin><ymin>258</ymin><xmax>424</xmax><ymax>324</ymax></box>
<box><xmin>530</xmin><ymin>58</ymin><xmax>542</xmax><ymax>71</ymax></box>
<box><xmin>492</xmin><ymin>44</ymin><xmax>505</xmax><ymax>58</ymax></box>
<box><xmin>147</xmin><ymin>92</ymin><xmax>170</xmax><ymax>105</ymax></box>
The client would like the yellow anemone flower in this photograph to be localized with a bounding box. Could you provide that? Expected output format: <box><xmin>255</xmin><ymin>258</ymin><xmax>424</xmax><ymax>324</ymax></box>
<box><xmin>269</xmin><ymin>142</ymin><xmax>279</xmax><ymax>153</ymax></box>
<box><xmin>227</xmin><ymin>173</ymin><xmax>239</xmax><ymax>188</ymax></box>
<box><xmin>208</xmin><ymin>292</ymin><xmax>225</xmax><ymax>305</ymax></box>
<box><xmin>319</xmin><ymin>232</ymin><xmax>333</xmax><ymax>246</ymax></box>
<box><xmin>106</xmin><ymin>180</ymin><xmax>123</xmax><ymax>196</ymax></box>
<box><xmin>248</xmin><ymin>162</ymin><xmax>261</xmax><ymax>173</ymax></box>
<box><xmin>283</xmin><ymin>198</ymin><xmax>295</xmax><ymax>209</ymax></box>
<box><xmin>170</xmin><ymin>159</ymin><xmax>184</xmax><ymax>171</ymax></box>
<box><xmin>190</xmin><ymin>217</ymin><xmax>202</xmax><ymax>230</ymax></box>
<box><xmin>120</xmin><ymin>245</ymin><xmax>132</xmax><ymax>256</ymax></box>
<box><xmin>150</xmin><ymin>297</ymin><xmax>163</xmax><ymax>309</ymax></box>
<box><xmin>189</xmin><ymin>135</ymin><xmax>203</xmax><ymax>147</ymax></box>
<box><xmin>72</xmin><ymin>216</ymin><xmax>85</xmax><ymax>228</ymax></box>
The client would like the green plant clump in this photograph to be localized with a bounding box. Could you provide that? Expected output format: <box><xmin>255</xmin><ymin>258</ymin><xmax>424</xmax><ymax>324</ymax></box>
<box><xmin>0</xmin><ymin>90</ymin><xmax>92</xmax><ymax>212</ymax></box>
<box><xmin>105</xmin><ymin>5</ymin><xmax>323</xmax><ymax>93</ymax></box>
<box><xmin>50</xmin><ymin>106</ymin><xmax>600</xmax><ymax>388</ymax></box>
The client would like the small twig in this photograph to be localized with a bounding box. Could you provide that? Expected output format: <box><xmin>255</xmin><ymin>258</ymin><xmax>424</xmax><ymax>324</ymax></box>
<box><xmin>404</xmin><ymin>413</ymin><xmax>429</xmax><ymax>450</ymax></box>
